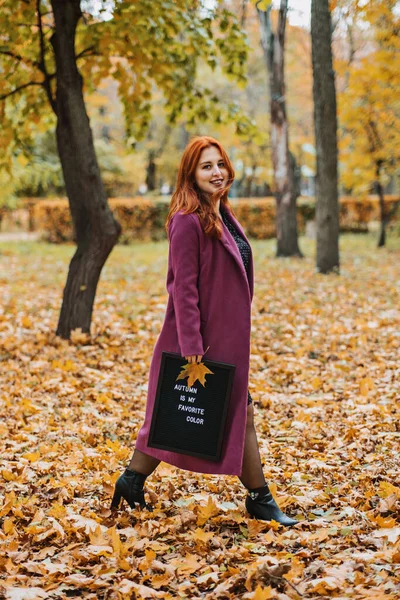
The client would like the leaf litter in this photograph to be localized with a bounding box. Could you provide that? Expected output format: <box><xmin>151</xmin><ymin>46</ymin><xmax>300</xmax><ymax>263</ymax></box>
<box><xmin>0</xmin><ymin>239</ymin><xmax>399</xmax><ymax>599</ymax></box>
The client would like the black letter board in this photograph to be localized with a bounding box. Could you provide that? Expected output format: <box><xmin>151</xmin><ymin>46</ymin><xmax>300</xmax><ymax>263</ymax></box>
<box><xmin>148</xmin><ymin>352</ymin><xmax>235</xmax><ymax>461</ymax></box>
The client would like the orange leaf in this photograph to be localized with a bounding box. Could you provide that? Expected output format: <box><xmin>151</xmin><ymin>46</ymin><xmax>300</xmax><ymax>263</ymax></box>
<box><xmin>359</xmin><ymin>376</ymin><xmax>374</xmax><ymax>396</ymax></box>
<box><xmin>378</xmin><ymin>481</ymin><xmax>400</xmax><ymax>499</ymax></box>
<box><xmin>197</xmin><ymin>496</ymin><xmax>219</xmax><ymax>526</ymax></box>
<box><xmin>3</xmin><ymin>517</ymin><xmax>15</xmax><ymax>534</ymax></box>
<box><xmin>22</xmin><ymin>451</ymin><xmax>40</xmax><ymax>462</ymax></box>
<box><xmin>246</xmin><ymin>585</ymin><xmax>275</xmax><ymax>600</ymax></box>
<box><xmin>2</xmin><ymin>469</ymin><xmax>17</xmax><ymax>481</ymax></box>
<box><xmin>191</xmin><ymin>527</ymin><xmax>214</xmax><ymax>543</ymax></box>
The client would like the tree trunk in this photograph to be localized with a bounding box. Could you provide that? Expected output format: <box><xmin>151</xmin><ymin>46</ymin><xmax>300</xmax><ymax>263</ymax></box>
<box><xmin>257</xmin><ymin>0</ymin><xmax>302</xmax><ymax>257</ymax></box>
<box><xmin>50</xmin><ymin>0</ymin><xmax>121</xmax><ymax>339</ymax></box>
<box><xmin>311</xmin><ymin>0</ymin><xmax>340</xmax><ymax>273</ymax></box>
<box><xmin>146</xmin><ymin>149</ymin><xmax>157</xmax><ymax>191</ymax></box>
<box><xmin>376</xmin><ymin>161</ymin><xmax>386</xmax><ymax>247</ymax></box>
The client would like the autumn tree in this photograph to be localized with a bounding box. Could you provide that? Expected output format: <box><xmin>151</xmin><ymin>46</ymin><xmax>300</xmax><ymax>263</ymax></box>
<box><xmin>0</xmin><ymin>0</ymin><xmax>251</xmax><ymax>338</ymax></box>
<box><xmin>254</xmin><ymin>0</ymin><xmax>302</xmax><ymax>257</ymax></box>
<box><xmin>311</xmin><ymin>0</ymin><xmax>340</xmax><ymax>273</ymax></box>
<box><xmin>337</xmin><ymin>0</ymin><xmax>400</xmax><ymax>247</ymax></box>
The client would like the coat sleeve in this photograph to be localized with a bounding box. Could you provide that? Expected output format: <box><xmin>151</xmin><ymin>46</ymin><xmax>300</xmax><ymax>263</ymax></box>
<box><xmin>169</xmin><ymin>212</ymin><xmax>205</xmax><ymax>358</ymax></box>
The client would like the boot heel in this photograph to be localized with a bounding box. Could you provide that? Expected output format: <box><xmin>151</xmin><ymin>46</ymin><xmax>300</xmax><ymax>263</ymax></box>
<box><xmin>110</xmin><ymin>490</ymin><xmax>122</xmax><ymax>509</ymax></box>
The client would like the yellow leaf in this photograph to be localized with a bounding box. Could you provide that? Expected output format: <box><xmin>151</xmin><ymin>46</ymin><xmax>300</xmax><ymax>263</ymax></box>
<box><xmin>247</xmin><ymin>519</ymin><xmax>267</xmax><ymax>538</ymax></box>
<box><xmin>61</xmin><ymin>360</ymin><xmax>76</xmax><ymax>372</ymax></box>
<box><xmin>174</xmin><ymin>553</ymin><xmax>202</xmax><ymax>574</ymax></box>
<box><xmin>22</xmin><ymin>452</ymin><xmax>40</xmax><ymax>462</ymax></box>
<box><xmin>176</xmin><ymin>361</ymin><xmax>214</xmax><ymax>388</ymax></box>
<box><xmin>311</xmin><ymin>377</ymin><xmax>322</xmax><ymax>390</ymax></box>
<box><xmin>139</xmin><ymin>548</ymin><xmax>156</xmax><ymax>570</ymax></box>
<box><xmin>2</xmin><ymin>469</ymin><xmax>17</xmax><ymax>481</ymax></box>
<box><xmin>378</xmin><ymin>481</ymin><xmax>400</xmax><ymax>499</ymax></box>
<box><xmin>17</xmin><ymin>154</ymin><xmax>29</xmax><ymax>167</ymax></box>
<box><xmin>48</xmin><ymin>503</ymin><xmax>66</xmax><ymax>519</ymax></box>
<box><xmin>70</xmin><ymin>328</ymin><xmax>89</xmax><ymax>344</ymax></box>
<box><xmin>21</xmin><ymin>316</ymin><xmax>32</xmax><ymax>328</ymax></box>
<box><xmin>250</xmin><ymin>585</ymin><xmax>274</xmax><ymax>600</ymax></box>
<box><xmin>369</xmin><ymin>514</ymin><xmax>397</xmax><ymax>528</ymax></box>
<box><xmin>267</xmin><ymin>481</ymin><xmax>279</xmax><ymax>503</ymax></box>
<box><xmin>359</xmin><ymin>377</ymin><xmax>374</xmax><ymax>396</ymax></box>
<box><xmin>0</xmin><ymin>492</ymin><xmax>16</xmax><ymax>518</ymax></box>
<box><xmin>3</xmin><ymin>517</ymin><xmax>15</xmax><ymax>534</ymax></box>
<box><xmin>197</xmin><ymin>496</ymin><xmax>219</xmax><ymax>526</ymax></box>
<box><xmin>191</xmin><ymin>527</ymin><xmax>214</xmax><ymax>543</ymax></box>
<box><xmin>118</xmin><ymin>557</ymin><xmax>131</xmax><ymax>571</ymax></box>
<box><xmin>311</xmin><ymin>577</ymin><xmax>339</xmax><ymax>594</ymax></box>
<box><xmin>108</xmin><ymin>525</ymin><xmax>123</xmax><ymax>556</ymax></box>
<box><xmin>21</xmin><ymin>398</ymin><xmax>41</xmax><ymax>414</ymax></box>
<box><xmin>150</xmin><ymin>573</ymin><xmax>173</xmax><ymax>588</ymax></box>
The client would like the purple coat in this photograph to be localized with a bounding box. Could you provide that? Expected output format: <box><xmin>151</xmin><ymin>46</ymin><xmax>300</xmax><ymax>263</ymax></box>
<box><xmin>135</xmin><ymin>206</ymin><xmax>254</xmax><ymax>475</ymax></box>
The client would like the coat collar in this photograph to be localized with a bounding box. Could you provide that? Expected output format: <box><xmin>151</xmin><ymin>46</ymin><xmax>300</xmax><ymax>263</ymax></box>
<box><xmin>219</xmin><ymin>205</ymin><xmax>254</xmax><ymax>301</ymax></box>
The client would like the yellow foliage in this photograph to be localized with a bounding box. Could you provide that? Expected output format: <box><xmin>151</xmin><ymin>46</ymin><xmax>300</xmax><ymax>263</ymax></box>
<box><xmin>338</xmin><ymin>0</ymin><xmax>400</xmax><ymax>193</ymax></box>
<box><xmin>26</xmin><ymin>195</ymin><xmax>400</xmax><ymax>244</ymax></box>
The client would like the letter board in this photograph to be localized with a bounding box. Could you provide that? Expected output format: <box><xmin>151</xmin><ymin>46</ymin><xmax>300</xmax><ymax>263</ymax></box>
<box><xmin>148</xmin><ymin>352</ymin><xmax>235</xmax><ymax>461</ymax></box>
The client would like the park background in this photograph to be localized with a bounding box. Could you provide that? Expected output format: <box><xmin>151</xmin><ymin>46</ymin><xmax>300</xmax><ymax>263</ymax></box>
<box><xmin>0</xmin><ymin>1</ymin><xmax>399</xmax><ymax>599</ymax></box>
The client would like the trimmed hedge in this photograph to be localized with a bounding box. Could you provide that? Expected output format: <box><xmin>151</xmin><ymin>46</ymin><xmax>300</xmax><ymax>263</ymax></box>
<box><xmin>29</xmin><ymin>195</ymin><xmax>400</xmax><ymax>243</ymax></box>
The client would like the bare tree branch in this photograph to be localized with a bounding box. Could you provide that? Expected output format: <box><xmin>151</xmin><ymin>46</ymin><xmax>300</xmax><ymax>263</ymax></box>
<box><xmin>14</xmin><ymin>20</ymin><xmax>54</xmax><ymax>29</ymax></box>
<box><xmin>0</xmin><ymin>50</ymin><xmax>40</xmax><ymax>68</ymax></box>
<box><xmin>241</xmin><ymin>0</ymin><xmax>248</xmax><ymax>28</ymax></box>
<box><xmin>0</xmin><ymin>81</ymin><xmax>42</xmax><ymax>101</ymax></box>
<box><xmin>75</xmin><ymin>45</ymin><xmax>96</xmax><ymax>60</ymax></box>
<box><xmin>37</xmin><ymin>0</ymin><xmax>57</xmax><ymax>114</ymax></box>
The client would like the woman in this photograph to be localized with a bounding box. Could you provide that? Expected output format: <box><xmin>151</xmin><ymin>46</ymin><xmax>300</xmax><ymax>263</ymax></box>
<box><xmin>111</xmin><ymin>136</ymin><xmax>297</xmax><ymax>526</ymax></box>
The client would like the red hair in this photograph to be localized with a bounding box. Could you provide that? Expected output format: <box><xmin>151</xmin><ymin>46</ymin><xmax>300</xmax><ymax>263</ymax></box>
<box><xmin>165</xmin><ymin>136</ymin><xmax>237</xmax><ymax>239</ymax></box>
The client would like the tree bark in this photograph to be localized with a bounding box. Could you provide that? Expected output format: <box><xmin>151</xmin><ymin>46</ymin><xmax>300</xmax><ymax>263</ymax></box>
<box><xmin>374</xmin><ymin>160</ymin><xmax>386</xmax><ymax>247</ymax></box>
<box><xmin>257</xmin><ymin>0</ymin><xmax>302</xmax><ymax>257</ymax></box>
<box><xmin>50</xmin><ymin>0</ymin><xmax>121</xmax><ymax>338</ymax></box>
<box><xmin>146</xmin><ymin>149</ymin><xmax>157</xmax><ymax>191</ymax></box>
<box><xmin>311</xmin><ymin>0</ymin><xmax>340</xmax><ymax>273</ymax></box>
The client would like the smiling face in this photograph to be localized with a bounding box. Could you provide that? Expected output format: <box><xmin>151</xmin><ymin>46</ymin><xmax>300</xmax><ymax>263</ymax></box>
<box><xmin>194</xmin><ymin>146</ymin><xmax>229</xmax><ymax>198</ymax></box>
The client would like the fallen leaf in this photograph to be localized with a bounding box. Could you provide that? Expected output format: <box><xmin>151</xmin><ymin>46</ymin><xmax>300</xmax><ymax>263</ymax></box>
<box><xmin>197</xmin><ymin>496</ymin><xmax>219</xmax><ymax>526</ymax></box>
<box><xmin>191</xmin><ymin>527</ymin><xmax>214</xmax><ymax>543</ymax></box>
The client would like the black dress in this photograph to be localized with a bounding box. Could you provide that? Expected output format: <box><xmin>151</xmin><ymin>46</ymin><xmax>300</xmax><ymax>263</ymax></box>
<box><xmin>220</xmin><ymin>207</ymin><xmax>253</xmax><ymax>406</ymax></box>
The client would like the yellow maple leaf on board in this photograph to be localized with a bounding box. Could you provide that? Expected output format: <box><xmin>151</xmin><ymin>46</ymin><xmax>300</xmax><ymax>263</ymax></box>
<box><xmin>176</xmin><ymin>361</ymin><xmax>214</xmax><ymax>388</ymax></box>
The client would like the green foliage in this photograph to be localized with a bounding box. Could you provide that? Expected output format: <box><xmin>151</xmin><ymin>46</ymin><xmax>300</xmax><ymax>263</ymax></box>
<box><xmin>0</xmin><ymin>130</ymin><xmax>144</xmax><ymax>204</ymax></box>
<box><xmin>0</xmin><ymin>0</ymin><xmax>257</xmax><ymax>182</ymax></box>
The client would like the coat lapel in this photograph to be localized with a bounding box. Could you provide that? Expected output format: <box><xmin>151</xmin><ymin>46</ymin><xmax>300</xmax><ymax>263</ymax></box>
<box><xmin>219</xmin><ymin>206</ymin><xmax>254</xmax><ymax>300</ymax></box>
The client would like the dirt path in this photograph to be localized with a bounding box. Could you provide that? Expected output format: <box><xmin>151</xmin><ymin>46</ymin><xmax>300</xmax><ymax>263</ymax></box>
<box><xmin>0</xmin><ymin>232</ymin><xmax>41</xmax><ymax>242</ymax></box>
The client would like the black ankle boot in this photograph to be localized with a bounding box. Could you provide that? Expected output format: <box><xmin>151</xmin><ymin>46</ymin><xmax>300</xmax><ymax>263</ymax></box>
<box><xmin>110</xmin><ymin>468</ymin><xmax>152</xmax><ymax>511</ymax></box>
<box><xmin>245</xmin><ymin>484</ymin><xmax>297</xmax><ymax>526</ymax></box>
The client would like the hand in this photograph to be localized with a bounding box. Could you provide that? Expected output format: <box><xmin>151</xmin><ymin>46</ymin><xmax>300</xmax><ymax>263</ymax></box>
<box><xmin>185</xmin><ymin>355</ymin><xmax>203</xmax><ymax>364</ymax></box>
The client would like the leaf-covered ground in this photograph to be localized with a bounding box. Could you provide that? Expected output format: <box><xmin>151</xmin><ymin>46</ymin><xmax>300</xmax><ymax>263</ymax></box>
<box><xmin>0</xmin><ymin>235</ymin><xmax>399</xmax><ymax>600</ymax></box>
